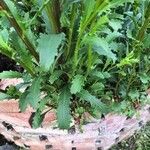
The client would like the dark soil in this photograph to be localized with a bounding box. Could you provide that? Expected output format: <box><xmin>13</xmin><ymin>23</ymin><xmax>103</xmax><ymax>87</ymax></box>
<box><xmin>0</xmin><ymin>54</ymin><xmax>23</xmax><ymax>72</ymax></box>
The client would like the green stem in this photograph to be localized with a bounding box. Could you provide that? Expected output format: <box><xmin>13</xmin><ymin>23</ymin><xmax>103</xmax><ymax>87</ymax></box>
<box><xmin>126</xmin><ymin>73</ymin><xmax>136</xmax><ymax>95</ymax></box>
<box><xmin>66</xmin><ymin>4</ymin><xmax>76</xmax><ymax>59</ymax></box>
<box><xmin>136</xmin><ymin>2</ymin><xmax>150</xmax><ymax>42</ymax></box>
<box><xmin>73</xmin><ymin>0</ymin><xmax>108</xmax><ymax>72</ymax></box>
<box><xmin>87</xmin><ymin>44</ymin><xmax>92</xmax><ymax>74</ymax></box>
<box><xmin>29</xmin><ymin>0</ymin><xmax>51</xmax><ymax>26</ymax></box>
<box><xmin>0</xmin><ymin>0</ymin><xmax>39</xmax><ymax>62</ymax></box>
<box><xmin>45</xmin><ymin>0</ymin><xmax>61</xmax><ymax>33</ymax></box>
<box><xmin>115</xmin><ymin>78</ymin><xmax>121</xmax><ymax>96</ymax></box>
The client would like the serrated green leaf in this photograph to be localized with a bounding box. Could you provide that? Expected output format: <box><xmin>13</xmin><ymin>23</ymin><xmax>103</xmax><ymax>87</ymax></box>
<box><xmin>71</xmin><ymin>75</ymin><xmax>85</xmax><ymax>94</ymax></box>
<box><xmin>37</xmin><ymin>33</ymin><xmax>65</xmax><ymax>72</ymax></box>
<box><xmin>84</xmin><ymin>36</ymin><xmax>117</xmax><ymax>62</ymax></box>
<box><xmin>102</xmin><ymin>72</ymin><xmax>111</xmax><ymax>78</ymax></box>
<box><xmin>0</xmin><ymin>28</ymin><xmax>9</xmax><ymax>43</ymax></box>
<box><xmin>78</xmin><ymin>89</ymin><xmax>108</xmax><ymax>113</ymax></box>
<box><xmin>19</xmin><ymin>91</ymin><xmax>29</xmax><ymax>112</ymax></box>
<box><xmin>19</xmin><ymin>77</ymin><xmax>41</xmax><ymax>111</ymax></box>
<box><xmin>32</xmin><ymin>110</ymin><xmax>44</xmax><ymax>128</ymax></box>
<box><xmin>91</xmin><ymin>71</ymin><xmax>111</xmax><ymax>79</ymax></box>
<box><xmin>0</xmin><ymin>71</ymin><xmax>21</xmax><ymax>79</ymax></box>
<box><xmin>57</xmin><ymin>87</ymin><xmax>71</xmax><ymax>129</ymax></box>
<box><xmin>49</xmin><ymin>70</ymin><xmax>63</xmax><ymax>84</ymax></box>
<box><xmin>0</xmin><ymin>92</ymin><xmax>12</xmax><ymax>100</ymax></box>
<box><xmin>117</xmin><ymin>51</ymin><xmax>139</xmax><ymax>67</ymax></box>
<box><xmin>91</xmin><ymin>71</ymin><xmax>104</xmax><ymax>79</ymax></box>
<box><xmin>139</xmin><ymin>73</ymin><xmax>150</xmax><ymax>84</ymax></box>
<box><xmin>128</xmin><ymin>89</ymin><xmax>140</xmax><ymax>100</ymax></box>
<box><xmin>10</xmin><ymin>32</ymin><xmax>35</xmax><ymax>71</ymax></box>
<box><xmin>90</xmin><ymin>82</ymin><xmax>105</xmax><ymax>92</ymax></box>
<box><xmin>109</xmin><ymin>19</ymin><xmax>122</xmax><ymax>31</ymax></box>
<box><xmin>110</xmin><ymin>0</ymin><xmax>134</xmax><ymax>7</ymax></box>
<box><xmin>83</xmin><ymin>0</ymin><xmax>95</xmax><ymax>22</ymax></box>
<box><xmin>4</xmin><ymin>0</ymin><xmax>18</xmax><ymax>18</ymax></box>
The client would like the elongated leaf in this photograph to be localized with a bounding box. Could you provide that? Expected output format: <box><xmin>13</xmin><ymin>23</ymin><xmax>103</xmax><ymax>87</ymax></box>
<box><xmin>57</xmin><ymin>87</ymin><xmax>71</xmax><ymax>129</ymax></box>
<box><xmin>84</xmin><ymin>36</ymin><xmax>117</xmax><ymax>62</ymax></box>
<box><xmin>32</xmin><ymin>97</ymin><xmax>49</xmax><ymax>128</ymax></box>
<box><xmin>49</xmin><ymin>70</ymin><xmax>63</xmax><ymax>84</ymax></box>
<box><xmin>19</xmin><ymin>77</ymin><xmax>41</xmax><ymax>111</ymax></box>
<box><xmin>32</xmin><ymin>110</ymin><xmax>44</xmax><ymax>128</ymax></box>
<box><xmin>37</xmin><ymin>33</ymin><xmax>65</xmax><ymax>72</ymax></box>
<box><xmin>0</xmin><ymin>71</ymin><xmax>21</xmax><ymax>79</ymax></box>
<box><xmin>78</xmin><ymin>89</ymin><xmax>107</xmax><ymax>113</ymax></box>
<box><xmin>19</xmin><ymin>91</ymin><xmax>29</xmax><ymax>112</ymax></box>
<box><xmin>83</xmin><ymin>0</ymin><xmax>95</xmax><ymax>21</ymax></box>
<box><xmin>71</xmin><ymin>75</ymin><xmax>85</xmax><ymax>94</ymax></box>
<box><xmin>0</xmin><ymin>92</ymin><xmax>11</xmax><ymax>100</ymax></box>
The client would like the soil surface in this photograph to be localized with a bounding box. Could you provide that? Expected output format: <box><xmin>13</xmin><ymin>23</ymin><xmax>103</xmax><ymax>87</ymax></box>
<box><xmin>0</xmin><ymin>54</ymin><xmax>23</xmax><ymax>72</ymax></box>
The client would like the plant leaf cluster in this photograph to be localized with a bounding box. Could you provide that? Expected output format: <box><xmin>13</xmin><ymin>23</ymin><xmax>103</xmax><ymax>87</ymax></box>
<box><xmin>0</xmin><ymin>0</ymin><xmax>150</xmax><ymax>129</ymax></box>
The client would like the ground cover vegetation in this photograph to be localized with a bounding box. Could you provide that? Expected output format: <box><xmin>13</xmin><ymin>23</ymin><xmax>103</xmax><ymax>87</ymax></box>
<box><xmin>0</xmin><ymin>0</ymin><xmax>150</xmax><ymax>129</ymax></box>
<box><xmin>110</xmin><ymin>122</ymin><xmax>150</xmax><ymax>150</ymax></box>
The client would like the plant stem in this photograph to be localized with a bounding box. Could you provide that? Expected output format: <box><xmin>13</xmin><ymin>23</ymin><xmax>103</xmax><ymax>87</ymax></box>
<box><xmin>87</xmin><ymin>44</ymin><xmax>92</xmax><ymax>74</ymax></box>
<box><xmin>66</xmin><ymin>4</ymin><xmax>76</xmax><ymax>59</ymax></box>
<box><xmin>0</xmin><ymin>0</ymin><xmax>39</xmax><ymax>62</ymax></box>
<box><xmin>45</xmin><ymin>0</ymin><xmax>61</xmax><ymax>33</ymax></box>
<box><xmin>136</xmin><ymin>2</ymin><xmax>150</xmax><ymax>42</ymax></box>
<box><xmin>0</xmin><ymin>46</ymin><xmax>35</xmax><ymax>77</ymax></box>
<box><xmin>73</xmin><ymin>0</ymin><xmax>108</xmax><ymax>72</ymax></box>
<box><xmin>29</xmin><ymin>0</ymin><xmax>51</xmax><ymax>26</ymax></box>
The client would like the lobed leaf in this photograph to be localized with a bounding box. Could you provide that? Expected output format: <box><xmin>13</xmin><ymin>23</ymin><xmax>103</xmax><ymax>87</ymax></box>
<box><xmin>70</xmin><ymin>75</ymin><xmax>85</xmax><ymax>94</ymax></box>
<box><xmin>32</xmin><ymin>110</ymin><xmax>44</xmax><ymax>128</ymax></box>
<box><xmin>84</xmin><ymin>36</ymin><xmax>117</xmax><ymax>62</ymax></box>
<box><xmin>37</xmin><ymin>33</ymin><xmax>65</xmax><ymax>72</ymax></box>
<box><xmin>57</xmin><ymin>87</ymin><xmax>72</xmax><ymax>129</ymax></box>
<box><xmin>19</xmin><ymin>77</ymin><xmax>41</xmax><ymax>111</ymax></box>
<box><xmin>78</xmin><ymin>89</ymin><xmax>108</xmax><ymax>113</ymax></box>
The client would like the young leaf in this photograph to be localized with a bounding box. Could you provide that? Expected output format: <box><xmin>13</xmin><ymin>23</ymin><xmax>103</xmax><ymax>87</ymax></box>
<box><xmin>84</xmin><ymin>36</ymin><xmax>117</xmax><ymax>62</ymax></box>
<box><xmin>57</xmin><ymin>87</ymin><xmax>72</xmax><ymax>129</ymax></box>
<box><xmin>32</xmin><ymin>110</ymin><xmax>44</xmax><ymax>128</ymax></box>
<box><xmin>19</xmin><ymin>91</ymin><xmax>30</xmax><ymax>112</ymax></box>
<box><xmin>32</xmin><ymin>97</ymin><xmax>49</xmax><ymax>128</ymax></box>
<box><xmin>91</xmin><ymin>71</ymin><xmax>104</xmax><ymax>79</ymax></box>
<box><xmin>78</xmin><ymin>89</ymin><xmax>108</xmax><ymax>113</ymax></box>
<box><xmin>117</xmin><ymin>51</ymin><xmax>139</xmax><ymax>67</ymax></box>
<box><xmin>139</xmin><ymin>73</ymin><xmax>150</xmax><ymax>84</ymax></box>
<box><xmin>70</xmin><ymin>75</ymin><xmax>85</xmax><ymax>94</ymax></box>
<box><xmin>19</xmin><ymin>77</ymin><xmax>41</xmax><ymax>111</ymax></box>
<box><xmin>83</xmin><ymin>0</ymin><xmax>95</xmax><ymax>22</ymax></box>
<box><xmin>37</xmin><ymin>33</ymin><xmax>65</xmax><ymax>72</ymax></box>
<box><xmin>49</xmin><ymin>70</ymin><xmax>63</xmax><ymax>84</ymax></box>
<box><xmin>0</xmin><ymin>71</ymin><xmax>21</xmax><ymax>79</ymax></box>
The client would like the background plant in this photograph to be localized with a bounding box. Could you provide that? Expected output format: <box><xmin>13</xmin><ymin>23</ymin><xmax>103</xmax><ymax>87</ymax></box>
<box><xmin>111</xmin><ymin>122</ymin><xmax>150</xmax><ymax>150</ymax></box>
<box><xmin>0</xmin><ymin>0</ymin><xmax>150</xmax><ymax>129</ymax></box>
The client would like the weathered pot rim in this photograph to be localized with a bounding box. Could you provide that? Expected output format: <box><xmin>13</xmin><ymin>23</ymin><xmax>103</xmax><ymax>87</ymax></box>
<box><xmin>0</xmin><ymin>79</ymin><xmax>150</xmax><ymax>150</ymax></box>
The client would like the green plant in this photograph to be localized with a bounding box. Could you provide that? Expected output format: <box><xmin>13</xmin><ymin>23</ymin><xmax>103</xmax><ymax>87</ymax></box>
<box><xmin>0</xmin><ymin>0</ymin><xmax>150</xmax><ymax>129</ymax></box>
<box><xmin>110</xmin><ymin>122</ymin><xmax>150</xmax><ymax>150</ymax></box>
